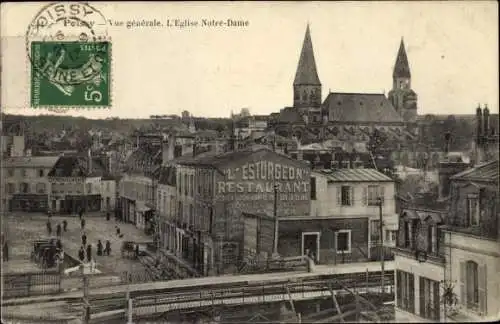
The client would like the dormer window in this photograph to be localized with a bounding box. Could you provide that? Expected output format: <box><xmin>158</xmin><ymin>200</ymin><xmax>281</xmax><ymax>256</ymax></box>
<box><xmin>341</xmin><ymin>160</ymin><xmax>350</xmax><ymax>169</ymax></box>
<box><xmin>466</xmin><ymin>194</ymin><xmax>480</xmax><ymax>226</ymax></box>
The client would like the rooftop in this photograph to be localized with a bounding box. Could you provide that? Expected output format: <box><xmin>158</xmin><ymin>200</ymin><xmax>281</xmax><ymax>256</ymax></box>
<box><xmin>450</xmin><ymin>159</ymin><xmax>499</xmax><ymax>182</ymax></box>
<box><xmin>3</xmin><ymin>156</ymin><xmax>59</xmax><ymax>168</ymax></box>
<box><xmin>323</xmin><ymin>92</ymin><xmax>404</xmax><ymax>123</ymax></box>
<box><xmin>316</xmin><ymin>167</ymin><xmax>393</xmax><ymax>182</ymax></box>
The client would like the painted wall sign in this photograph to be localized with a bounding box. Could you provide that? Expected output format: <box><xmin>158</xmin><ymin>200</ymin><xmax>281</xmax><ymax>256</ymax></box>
<box><xmin>217</xmin><ymin>161</ymin><xmax>310</xmax><ymax>201</ymax></box>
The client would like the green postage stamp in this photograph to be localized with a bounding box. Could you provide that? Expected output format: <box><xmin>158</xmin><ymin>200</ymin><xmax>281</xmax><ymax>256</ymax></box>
<box><xmin>30</xmin><ymin>41</ymin><xmax>111</xmax><ymax>108</ymax></box>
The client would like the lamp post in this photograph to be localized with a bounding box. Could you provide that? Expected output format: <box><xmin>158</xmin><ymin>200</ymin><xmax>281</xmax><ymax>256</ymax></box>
<box><xmin>377</xmin><ymin>197</ymin><xmax>385</xmax><ymax>295</ymax></box>
<box><xmin>273</xmin><ymin>183</ymin><xmax>279</xmax><ymax>256</ymax></box>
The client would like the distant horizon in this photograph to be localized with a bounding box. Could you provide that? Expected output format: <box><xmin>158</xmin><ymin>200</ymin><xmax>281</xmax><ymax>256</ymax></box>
<box><xmin>2</xmin><ymin>110</ymin><xmax>499</xmax><ymax>121</ymax></box>
<box><xmin>2</xmin><ymin>2</ymin><xmax>498</xmax><ymax>119</ymax></box>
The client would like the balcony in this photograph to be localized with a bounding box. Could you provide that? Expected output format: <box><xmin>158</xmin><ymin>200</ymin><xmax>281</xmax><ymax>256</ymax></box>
<box><xmin>394</xmin><ymin>245</ymin><xmax>445</xmax><ymax>265</ymax></box>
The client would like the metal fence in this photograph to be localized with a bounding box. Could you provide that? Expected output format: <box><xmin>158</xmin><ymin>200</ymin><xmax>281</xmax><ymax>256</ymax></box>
<box><xmin>130</xmin><ymin>273</ymin><xmax>395</xmax><ymax>319</ymax></box>
<box><xmin>2</xmin><ymin>271</ymin><xmax>61</xmax><ymax>298</ymax></box>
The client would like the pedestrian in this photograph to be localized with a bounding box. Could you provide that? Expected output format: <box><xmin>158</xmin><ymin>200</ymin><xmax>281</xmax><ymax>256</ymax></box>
<box><xmin>105</xmin><ymin>240</ymin><xmax>111</xmax><ymax>256</ymax></box>
<box><xmin>46</xmin><ymin>220</ymin><xmax>52</xmax><ymax>236</ymax></box>
<box><xmin>86</xmin><ymin>244</ymin><xmax>92</xmax><ymax>263</ymax></box>
<box><xmin>56</xmin><ymin>223</ymin><xmax>62</xmax><ymax>237</ymax></box>
<box><xmin>63</xmin><ymin>220</ymin><xmax>68</xmax><ymax>232</ymax></box>
<box><xmin>135</xmin><ymin>244</ymin><xmax>139</xmax><ymax>259</ymax></box>
<box><xmin>106</xmin><ymin>212</ymin><xmax>110</xmax><ymax>221</ymax></box>
<box><xmin>97</xmin><ymin>240</ymin><xmax>103</xmax><ymax>256</ymax></box>
<box><xmin>81</xmin><ymin>218</ymin><xmax>85</xmax><ymax>230</ymax></box>
<box><xmin>79</xmin><ymin>209</ymin><xmax>83</xmax><ymax>220</ymax></box>
<box><xmin>82</xmin><ymin>233</ymin><xmax>87</xmax><ymax>246</ymax></box>
<box><xmin>78</xmin><ymin>246</ymin><xmax>85</xmax><ymax>262</ymax></box>
<box><xmin>116</xmin><ymin>226</ymin><xmax>121</xmax><ymax>236</ymax></box>
<box><xmin>56</xmin><ymin>239</ymin><xmax>62</xmax><ymax>250</ymax></box>
<box><xmin>2</xmin><ymin>241</ymin><xmax>9</xmax><ymax>262</ymax></box>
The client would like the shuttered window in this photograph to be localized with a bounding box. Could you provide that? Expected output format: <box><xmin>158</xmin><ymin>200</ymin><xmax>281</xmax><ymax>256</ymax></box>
<box><xmin>341</xmin><ymin>186</ymin><xmax>353</xmax><ymax>206</ymax></box>
<box><xmin>461</xmin><ymin>260</ymin><xmax>486</xmax><ymax>314</ymax></box>
<box><xmin>310</xmin><ymin>177</ymin><xmax>316</xmax><ymax>200</ymax></box>
<box><xmin>419</xmin><ymin>276</ymin><xmax>440</xmax><ymax>321</ymax></box>
<box><xmin>478</xmin><ymin>264</ymin><xmax>487</xmax><ymax>315</ymax></box>
<box><xmin>396</xmin><ymin>270</ymin><xmax>415</xmax><ymax>313</ymax></box>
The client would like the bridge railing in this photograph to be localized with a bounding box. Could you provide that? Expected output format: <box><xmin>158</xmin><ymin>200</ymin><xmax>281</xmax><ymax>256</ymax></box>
<box><xmin>129</xmin><ymin>272</ymin><xmax>394</xmax><ymax>318</ymax></box>
<box><xmin>86</xmin><ymin>270</ymin><xmax>394</xmax><ymax>320</ymax></box>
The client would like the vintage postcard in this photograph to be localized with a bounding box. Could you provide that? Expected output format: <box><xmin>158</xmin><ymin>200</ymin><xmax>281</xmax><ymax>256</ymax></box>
<box><xmin>1</xmin><ymin>1</ymin><xmax>498</xmax><ymax>324</ymax></box>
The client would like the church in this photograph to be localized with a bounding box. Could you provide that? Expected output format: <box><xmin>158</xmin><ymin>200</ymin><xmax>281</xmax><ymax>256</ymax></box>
<box><xmin>270</xmin><ymin>25</ymin><xmax>419</xmax><ymax>149</ymax></box>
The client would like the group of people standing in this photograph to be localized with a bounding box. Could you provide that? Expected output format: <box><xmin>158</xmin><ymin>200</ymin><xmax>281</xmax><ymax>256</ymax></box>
<box><xmin>46</xmin><ymin>215</ymin><xmax>68</xmax><ymax>237</ymax></box>
<box><xmin>78</xmin><ymin>231</ymin><xmax>112</xmax><ymax>264</ymax></box>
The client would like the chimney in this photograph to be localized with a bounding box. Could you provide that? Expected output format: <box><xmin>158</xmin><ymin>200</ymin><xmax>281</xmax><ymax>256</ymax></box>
<box><xmin>476</xmin><ymin>104</ymin><xmax>483</xmax><ymax>143</ymax></box>
<box><xmin>162</xmin><ymin>134</ymin><xmax>175</xmax><ymax>165</ymax></box>
<box><xmin>483</xmin><ymin>104</ymin><xmax>490</xmax><ymax>138</ymax></box>
<box><xmin>444</xmin><ymin>132</ymin><xmax>451</xmax><ymax>156</ymax></box>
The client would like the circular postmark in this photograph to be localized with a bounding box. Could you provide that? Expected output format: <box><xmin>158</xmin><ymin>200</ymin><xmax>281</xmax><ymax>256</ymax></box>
<box><xmin>26</xmin><ymin>2</ymin><xmax>109</xmax><ymax>112</ymax></box>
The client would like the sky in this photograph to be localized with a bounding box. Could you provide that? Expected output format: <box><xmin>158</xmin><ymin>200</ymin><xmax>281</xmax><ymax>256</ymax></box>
<box><xmin>1</xmin><ymin>1</ymin><xmax>498</xmax><ymax>119</ymax></box>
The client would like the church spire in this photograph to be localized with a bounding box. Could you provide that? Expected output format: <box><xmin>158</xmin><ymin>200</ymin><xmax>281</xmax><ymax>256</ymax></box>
<box><xmin>393</xmin><ymin>38</ymin><xmax>411</xmax><ymax>78</ymax></box>
<box><xmin>294</xmin><ymin>24</ymin><xmax>321</xmax><ymax>86</ymax></box>
<box><xmin>293</xmin><ymin>24</ymin><xmax>322</xmax><ymax>109</ymax></box>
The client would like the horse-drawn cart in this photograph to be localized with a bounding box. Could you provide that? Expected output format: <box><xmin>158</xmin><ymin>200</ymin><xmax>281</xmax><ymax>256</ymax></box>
<box><xmin>121</xmin><ymin>241</ymin><xmax>136</xmax><ymax>259</ymax></box>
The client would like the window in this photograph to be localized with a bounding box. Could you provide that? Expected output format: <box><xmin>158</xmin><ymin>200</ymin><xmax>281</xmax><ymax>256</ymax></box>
<box><xmin>402</xmin><ymin>219</ymin><xmax>419</xmax><ymax>249</ymax></box>
<box><xmin>184</xmin><ymin>174</ymin><xmax>188</xmax><ymax>196</ymax></box>
<box><xmin>310</xmin><ymin>177</ymin><xmax>316</xmax><ymax>200</ymax></box>
<box><xmin>335</xmin><ymin>230</ymin><xmax>351</xmax><ymax>253</ymax></box>
<box><xmin>7</xmin><ymin>183</ymin><xmax>15</xmax><ymax>194</ymax></box>
<box><xmin>419</xmin><ymin>277</ymin><xmax>440</xmax><ymax>321</ymax></box>
<box><xmin>21</xmin><ymin>169</ymin><xmax>27</xmax><ymax>177</ymax></box>
<box><xmin>397</xmin><ymin>270</ymin><xmax>415</xmax><ymax>313</ymax></box>
<box><xmin>20</xmin><ymin>182</ymin><xmax>29</xmax><ymax>193</ymax></box>
<box><xmin>367</xmin><ymin>185</ymin><xmax>379</xmax><ymax>206</ymax></box>
<box><xmin>178</xmin><ymin>202</ymin><xmax>183</xmax><ymax>221</ymax></box>
<box><xmin>460</xmin><ymin>261</ymin><xmax>487</xmax><ymax>314</ymax></box>
<box><xmin>366</xmin><ymin>185</ymin><xmax>385</xmax><ymax>206</ymax></box>
<box><xmin>465</xmin><ymin>261</ymin><xmax>479</xmax><ymax>310</ymax></box>
<box><xmin>86</xmin><ymin>183</ymin><xmax>92</xmax><ymax>194</ymax></box>
<box><xmin>341</xmin><ymin>186</ymin><xmax>353</xmax><ymax>206</ymax></box>
<box><xmin>466</xmin><ymin>194</ymin><xmax>479</xmax><ymax>226</ymax></box>
<box><xmin>341</xmin><ymin>160</ymin><xmax>350</xmax><ymax>169</ymax></box>
<box><xmin>190</xmin><ymin>175</ymin><xmax>194</xmax><ymax>196</ymax></box>
<box><xmin>189</xmin><ymin>204</ymin><xmax>194</xmax><ymax>226</ymax></box>
<box><xmin>38</xmin><ymin>169</ymin><xmax>44</xmax><ymax>177</ymax></box>
<box><xmin>7</xmin><ymin>169</ymin><xmax>14</xmax><ymax>177</ymax></box>
<box><xmin>426</xmin><ymin>225</ymin><xmax>438</xmax><ymax>254</ymax></box>
<box><xmin>371</xmin><ymin>220</ymin><xmax>380</xmax><ymax>242</ymax></box>
<box><xmin>36</xmin><ymin>183</ymin><xmax>46</xmax><ymax>194</ymax></box>
<box><xmin>385</xmin><ymin>229</ymin><xmax>397</xmax><ymax>243</ymax></box>
<box><xmin>209</xmin><ymin>207</ymin><xmax>214</xmax><ymax>234</ymax></box>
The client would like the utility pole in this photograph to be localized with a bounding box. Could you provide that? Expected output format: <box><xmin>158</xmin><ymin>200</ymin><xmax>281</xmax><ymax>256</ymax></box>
<box><xmin>82</xmin><ymin>265</ymin><xmax>90</xmax><ymax>324</ymax></box>
<box><xmin>378</xmin><ymin>197</ymin><xmax>385</xmax><ymax>295</ymax></box>
<box><xmin>273</xmin><ymin>183</ymin><xmax>279</xmax><ymax>256</ymax></box>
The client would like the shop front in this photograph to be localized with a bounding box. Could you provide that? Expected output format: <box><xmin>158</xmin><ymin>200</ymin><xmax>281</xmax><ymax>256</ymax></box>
<box><xmin>10</xmin><ymin>194</ymin><xmax>48</xmax><ymax>212</ymax></box>
<box><xmin>62</xmin><ymin>195</ymin><xmax>102</xmax><ymax>214</ymax></box>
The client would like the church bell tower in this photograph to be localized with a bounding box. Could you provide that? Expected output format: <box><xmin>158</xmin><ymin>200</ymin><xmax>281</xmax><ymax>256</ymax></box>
<box><xmin>293</xmin><ymin>24</ymin><xmax>322</xmax><ymax>109</ymax></box>
<box><xmin>388</xmin><ymin>38</ymin><xmax>418</xmax><ymax>123</ymax></box>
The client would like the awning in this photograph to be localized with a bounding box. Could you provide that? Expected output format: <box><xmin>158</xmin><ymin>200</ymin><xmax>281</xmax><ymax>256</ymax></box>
<box><xmin>136</xmin><ymin>202</ymin><xmax>151</xmax><ymax>213</ymax></box>
<box><xmin>401</xmin><ymin>209</ymin><xmax>419</xmax><ymax>220</ymax></box>
<box><xmin>416</xmin><ymin>211</ymin><xmax>443</xmax><ymax>224</ymax></box>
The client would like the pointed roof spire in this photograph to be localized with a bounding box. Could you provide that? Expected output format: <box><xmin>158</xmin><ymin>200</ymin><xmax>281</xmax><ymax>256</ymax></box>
<box><xmin>294</xmin><ymin>24</ymin><xmax>321</xmax><ymax>86</ymax></box>
<box><xmin>393</xmin><ymin>37</ymin><xmax>411</xmax><ymax>78</ymax></box>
